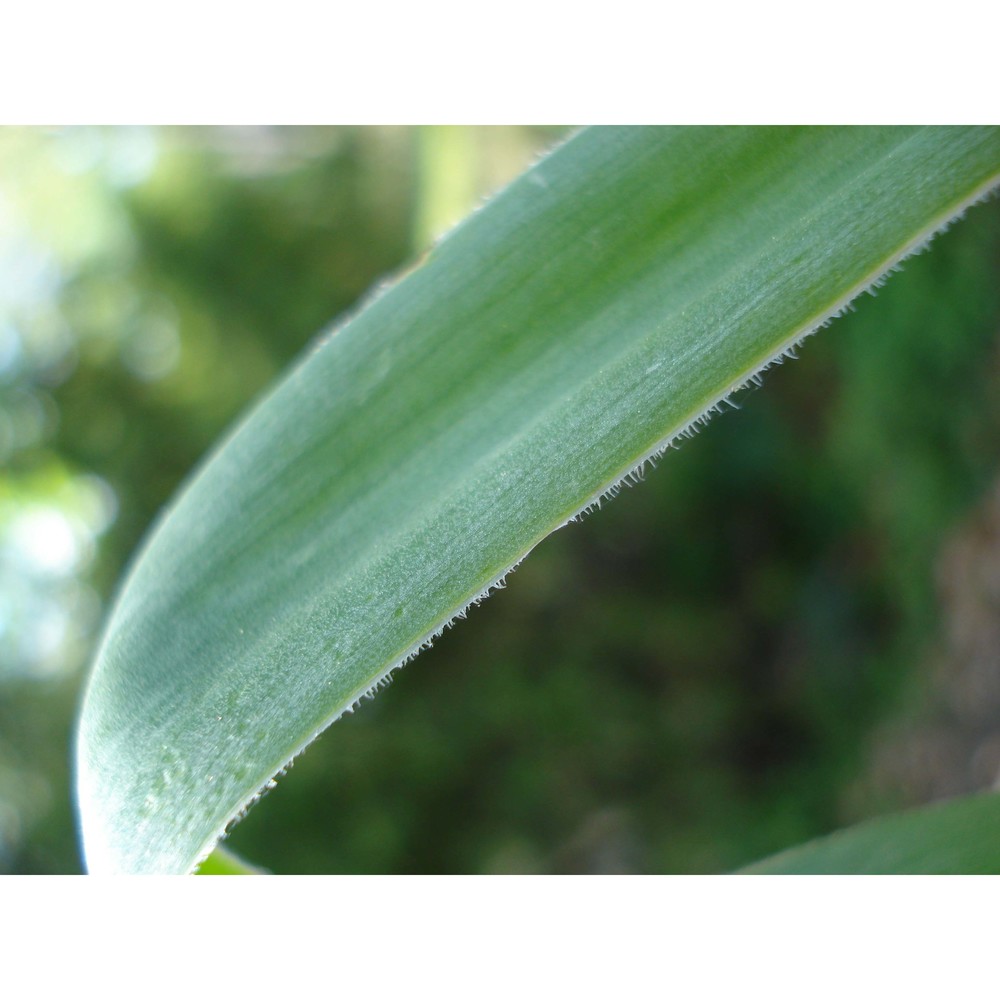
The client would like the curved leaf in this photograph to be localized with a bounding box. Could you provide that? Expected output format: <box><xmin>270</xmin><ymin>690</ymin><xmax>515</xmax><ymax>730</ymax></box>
<box><xmin>740</xmin><ymin>793</ymin><xmax>1000</xmax><ymax>874</ymax></box>
<box><xmin>76</xmin><ymin>126</ymin><xmax>1000</xmax><ymax>873</ymax></box>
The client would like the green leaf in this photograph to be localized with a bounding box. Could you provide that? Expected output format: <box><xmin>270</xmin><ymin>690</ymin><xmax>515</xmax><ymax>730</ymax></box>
<box><xmin>739</xmin><ymin>793</ymin><xmax>1000</xmax><ymax>874</ymax></box>
<box><xmin>193</xmin><ymin>844</ymin><xmax>268</xmax><ymax>875</ymax></box>
<box><xmin>75</xmin><ymin>126</ymin><xmax>1000</xmax><ymax>874</ymax></box>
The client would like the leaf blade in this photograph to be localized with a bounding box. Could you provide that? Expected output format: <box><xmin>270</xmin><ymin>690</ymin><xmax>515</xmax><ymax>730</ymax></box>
<box><xmin>739</xmin><ymin>793</ymin><xmax>1000</xmax><ymax>874</ymax></box>
<box><xmin>76</xmin><ymin>126</ymin><xmax>1000</xmax><ymax>873</ymax></box>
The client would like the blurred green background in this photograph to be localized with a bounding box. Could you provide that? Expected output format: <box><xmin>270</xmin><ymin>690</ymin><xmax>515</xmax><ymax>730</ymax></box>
<box><xmin>2</xmin><ymin>126</ymin><xmax>999</xmax><ymax>874</ymax></box>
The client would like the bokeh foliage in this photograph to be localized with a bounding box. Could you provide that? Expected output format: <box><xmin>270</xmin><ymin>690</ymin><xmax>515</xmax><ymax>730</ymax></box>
<box><xmin>2</xmin><ymin>127</ymin><xmax>999</xmax><ymax>873</ymax></box>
